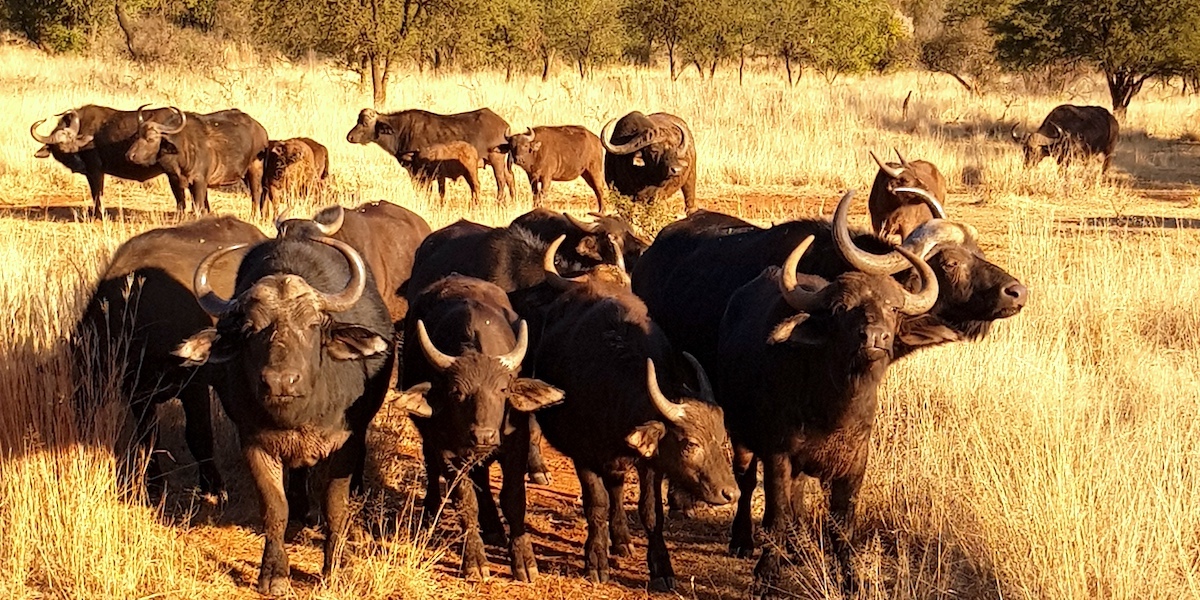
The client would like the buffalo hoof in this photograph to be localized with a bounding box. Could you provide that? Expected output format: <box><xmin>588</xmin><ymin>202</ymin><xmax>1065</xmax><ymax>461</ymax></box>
<box><xmin>257</xmin><ymin>575</ymin><xmax>290</xmax><ymax>597</ymax></box>
<box><xmin>528</xmin><ymin>471</ymin><xmax>552</xmax><ymax>486</ymax></box>
<box><xmin>510</xmin><ymin>534</ymin><xmax>539</xmax><ymax>582</ymax></box>
<box><xmin>462</xmin><ymin>563</ymin><xmax>490</xmax><ymax>582</ymax></box>
<box><xmin>611</xmin><ymin>542</ymin><xmax>632</xmax><ymax>557</ymax></box>
<box><xmin>730</xmin><ymin>541</ymin><xmax>756</xmax><ymax>559</ymax></box>
<box><xmin>585</xmin><ymin>567</ymin><xmax>610</xmax><ymax>584</ymax></box>
<box><xmin>649</xmin><ymin>576</ymin><xmax>676</xmax><ymax>592</ymax></box>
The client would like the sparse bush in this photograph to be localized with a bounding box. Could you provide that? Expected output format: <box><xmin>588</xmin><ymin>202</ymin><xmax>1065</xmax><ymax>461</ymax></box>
<box><xmin>4</xmin><ymin>0</ymin><xmax>108</xmax><ymax>52</ymax></box>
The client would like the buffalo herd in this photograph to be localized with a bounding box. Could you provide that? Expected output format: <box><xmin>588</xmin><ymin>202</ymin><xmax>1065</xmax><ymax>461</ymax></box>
<box><xmin>57</xmin><ymin>100</ymin><xmax>1053</xmax><ymax>596</ymax></box>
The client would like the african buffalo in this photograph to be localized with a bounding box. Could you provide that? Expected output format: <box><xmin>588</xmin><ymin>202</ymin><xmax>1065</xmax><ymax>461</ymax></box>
<box><xmin>504</xmin><ymin>126</ymin><xmax>606</xmax><ymax>211</ymax></box>
<box><xmin>1011</xmin><ymin>104</ymin><xmax>1119</xmax><ymax>172</ymax></box>
<box><xmin>73</xmin><ymin>216</ymin><xmax>265</xmax><ymax>499</ymax></box>
<box><xmin>601</xmin><ymin>111</ymin><xmax>697</xmax><ymax>213</ymax></box>
<box><xmin>717</xmin><ymin>221</ymin><xmax>938</xmax><ymax>589</ymax></box>
<box><xmin>125</xmin><ymin>106</ymin><xmax>269</xmax><ymax>215</ymax></box>
<box><xmin>174</xmin><ymin>235</ymin><xmax>393</xmax><ymax>596</ymax></box>
<box><xmin>396</xmin><ymin>141</ymin><xmax>481</xmax><ymax>203</ymax></box>
<box><xmin>869</xmin><ymin>149</ymin><xmax>948</xmax><ymax>241</ymax></box>
<box><xmin>527</xmin><ymin>236</ymin><xmax>738</xmax><ymax>590</ymax></box>
<box><xmin>398</xmin><ymin>275</ymin><xmax>563</xmax><ymax>581</ymax></box>
<box><xmin>30</xmin><ymin>105</ymin><xmax>176</xmax><ymax>215</ymax></box>
<box><xmin>346</xmin><ymin>108</ymin><xmax>515</xmax><ymax>201</ymax></box>
<box><xmin>264</xmin><ymin>138</ymin><xmax>329</xmax><ymax>214</ymax></box>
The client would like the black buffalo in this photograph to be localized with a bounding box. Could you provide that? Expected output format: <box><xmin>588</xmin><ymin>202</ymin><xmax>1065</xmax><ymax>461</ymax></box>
<box><xmin>74</xmin><ymin>216</ymin><xmax>265</xmax><ymax>499</ymax></box>
<box><xmin>868</xmin><ymin>149</ymin><xmax>948</xmax><ymax>242</ymax></box>
<box><xmin>125</xmin><ymin>106</ymin><xmax>270</xmax><ymax>214</ymax></box>
<box><xmin>345</xmin><ymin>108</ymin><xmax>516</xmax><ymax>201</ymax></box>
<box><xmin>1011</xmin><ymin>104</ymin><xmax>1119</xmax><ymax>172</ymax></box>
<box><xmin>504</xmin><ymin>126</ymin><xmax>606</xmax><ymax>211</ymax></box>
<box><xmin>397</xmin><ymin>275</ymin><xmax>563</xmax><ymax>581</ymax></box>
<box><xmin>601</xmin><ymin>111</ymin><xmax>697</xmax><ymax>213</ymax></box>
<box><xmin>717</xmin><ymin>227</ymin><xmax>939</xmax><ymax>589</ymax></box>
<box><xmin>527</xmin><ymin>237</ymin><xmax>738</xmax><ymax>590</ymax></box>
<box><xmin>175</xmin><ymin>235</ymin><xmax>393</xmax><ymax>596</ymax></box>
<box><xmin>31</xmin><ymin>105</ymin><xmax>177</xmax><ymax>215</ymax></box>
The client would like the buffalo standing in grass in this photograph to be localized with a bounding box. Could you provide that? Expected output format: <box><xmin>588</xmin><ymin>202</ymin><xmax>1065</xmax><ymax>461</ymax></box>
<box><xmin>1011</xmin><ymin>104</ymin><xmax>1119</xmax><ymax>172</ymax></box>
<box><xmin>125</xmin><ymin>106</ymin><xmax>270</xmax><ymax>215</ymax></box>
<box><xmin>504</xmin><ymin>126</ymin><xmax>606</xmax><ymax>211</ymax></box>
<box><xmin>175</xmin><ymin>235</ymin><xmax>393</xmax><ymax>597</ymax></box>
<box><xmin>396</xmin><ymin>141</ymin><xmax>481</xmax><ymax>203</ymax></box>
<box><xmin>868</xmin><ymin>149</ymin><xmax>948</xmax><ymax>241</ymax></box>
<box><xmin>527</xmin><ymin>237</ymin><xmax>738</xmax><ymax>590</ymax></box>
<box><xmin>398</xmin><ymin>275</ymin><xmax>563</xmax><ymax>581</ymax></box>
<box><xmin>74</xmin><ymin>216</ymin><xmax>265</xmax><ymax>499</ymax></box>
<box><xmin>601</xmin><ymin>111</ymin><xmax>697</xmax><ymax>213</ymax></box>
<box><xmin>263</xmin><ymin>138</ymin><xmax>329</xmax><ymax>214</ymax></box>
<box><xmin>346</xmin><ymin>108</ymin><xmax>516</xmax><ymax>201</ymax></box>
<box><xmin>31</xmin><ymin>105</ymin><xmax>177</xmax><ymax>216</ymax></box>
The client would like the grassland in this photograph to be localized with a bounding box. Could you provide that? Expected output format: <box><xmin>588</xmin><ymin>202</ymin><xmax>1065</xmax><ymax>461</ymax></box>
<box><xmin>1</xmin><ymin>41</ymin><xmax>1200</xmax><ymax>599</ymax></box>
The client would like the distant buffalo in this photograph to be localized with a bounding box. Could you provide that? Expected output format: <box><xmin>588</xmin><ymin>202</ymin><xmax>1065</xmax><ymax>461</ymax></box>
<box><xmin>126</xmin><ymin>106</ymin><xmax>270</xmax><ymax>214</ymax></box>
<box><xmin>868</xmin><ymin>149</ymin><xmax>947</xmax><ymax>242</ymax></box>
<box><xmin>264</xmin><ymin>138</ymin><xmax>328</xmax><ymax>214</ymax></box>
<box><xmin>505</xmin><ymin>126</ymin><xmax>606</xmax><ymax>212</ymax></box>
<box><xmin>1012</xmin><ymin>104</ymin><xmax>1119</xmax><ymax>172</ymax></box>
<box><xmin>601</xmin><ymin>112</ymin><xmax>697</xmax><ymax>213</ymax></box>
<box><xmin>397</xmin><ymin>141</ymin><xmax>481</xmax><ymax>203</ymax></box>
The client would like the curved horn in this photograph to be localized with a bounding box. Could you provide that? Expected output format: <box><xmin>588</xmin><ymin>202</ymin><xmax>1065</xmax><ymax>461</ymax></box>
<box><xmin>870</xmin><ymin>151</ymin><xmax>903</xmax><ymax>178</ymax></box>
<box><xmin>895</xmin><ymin>246</ymin><xmax>939</xmax><ymax>315</ymax></box>
<box><xmin>313</xmin><ymin>236</ymin><xmax>367</xmax><ymax>313</ymax></box>
<box><xmin>611</xmin><ymin>234</ymin><xmax>627</xmax><ymax>274</ymax></box>
<box><xmin>159</xmin><ymin>107</ymin><xmax>187</xmax><ymax>135</ymax></box>
<box><xmin>543</xmin><ymin>235</ymin><xmax>586</xmax><ymax>290</ymax></box>
<box><xmin>1049</xmin><ymin>122</ymin><xmax>1064</xmax><ymax>139</ymax></box>
<box><xmin>894</xmin><ymin>147</ymin><xmax>910</xmax><ymax>168</ymax></box>
<box><xmin>63</xmin><ymin>109</ymin><xmax>81</xmax><ymax>133</ymax></box>
<box><xmin>359</xmin><ymin>108</ymin><xmax>378</xmax><ymax>125</ymax></box>
<box><xmin>416</xmin><ymin>320</ymin><xmax>457</xmax><ymax>371</ymax></box>
<box><xmin>496</xmin><ymin>321</ymin><xmax>529</xmax><ymax>372</ymax></box>
<box><xmin>523</xmin><ymin>127</ymin><xmax>534</xmax><ymax>140</ymax></box>
<box><xmin>273</xmin><ymin>206</ymin><xmax>294</xmax><ymax>232</ymax></box>
<box><xmin>779</xmin><ymin>236</ymin><xmax>830</xmax><ymax>312</ymax></box>
<box><xmin>564</xmin><ymin>212</ymin><xmax>600</xmax><ymax>233</ymax></box>
<box><xmin>30</xmin><ymin>118</ymin><xmax>53</xmax><ymax>144</ymax></box>
<box><xmin>193</xmin><ymin>243</ymin><xmax>248</xmax><ymax>316</ymax></box>
<box><xmin>314</xmin><ymin>205</ymin><xmax>346</xmax><ymax>236</ymax></box>
<box><xmin>503</xmin><ymin>126</ymin><xmax>512</xmax><ymax>140</ymax></box>
<box><xmin>893</xmin><ymin>186</ymin><xmax>947</xmax><ymax>219</ymax></box>
<box><xmin>675</xmin><ymin>123</ymin><xmax>689</xmax><ymax>155</ymax></box>
<box><xmin>599</xmin><ymin>117</ymin><xmax>650</xmax><ymax>155</ymax></box>
<box><xmin>681</xmin><ymin>351</ymin><xmax>713</xmax><ymax>403</ymax></box>
<box><xmin>832</xmin><ymin>190</ymin><xmax>910</xmax><ymax>275</ymax></box>
<box><xmin>646</xmin><ymin>359</ymin><xmax>686</xmax><ymax>423</ymax></box>
<box><xmin>900</xmin><ymin>219</ymin><xmax>977</xmax><ymax>259</ymax></box>
<box><xmin>137</xmin><ymin>104</ymin><xmax>151</xmax><ymax>125</ymax></box>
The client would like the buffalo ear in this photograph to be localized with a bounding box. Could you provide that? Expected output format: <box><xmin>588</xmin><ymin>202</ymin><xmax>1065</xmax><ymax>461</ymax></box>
<box><xmin>327</xmin><ymin>325</ymin><xmax>390</xmax><ymax>360</ymax></box>
<box><xmin>575</xmin><ymin>236</ymin><xmax>603</xmax><ymax>261</ymax></box>
<box><xmin>508</xmin><ymin>378</ymin><xmax>565</xmax><ymax>412</ymax></box>
<box><xmin>173</xmin><ymin>328</ymin><xmax>234</xmax><ymax>367</ymax></box>
<box><xmin>530</xmin><ymin>141</ymin><xmax>542</xmax><ymax>153</ymax></box>
<box><xmin>898</xmin><ymin>318</ymin><xmax>959</xmax><ymax>348</ymax></box>
<box><xmin>34</xmin><ymin>145</ymin><xmax>51</xmax><ymax>158</ymax></box>
<box><xmin>376</xmin><ymin>122</ymin><xmax>395</xmax><ymax>136</ymax></box>
<box><xmin>398</xmin><ymin>151</ymin><xmax>416</xmax><ymax>163</ymax></box>
<box><xmin>768</xmin><ymin>313</ymin><xmax>829</xmax><ymax>346</ymax></box>
<box><xmin>493</xmin><ymin>143</ymin><xmax>511</xmax><ymax>154</ymax></box>
<box><xmin>159</xmin><ymin>139</ymin><xmax>178</xmax><ymax>155</ymax></box>
<box><xmin>397</xmin><ymin>382</ymin><xmax>434</xmax><ymax>418</ymax></box>
<box><xmin>625</xmin><ymin>421</ymin><xmax>667</xmax><ymax>458</ymax></box>
<box><xmin>73</xmin><ymin>135</ymin><xmax>94</xmax><ymax>148</ymax></box>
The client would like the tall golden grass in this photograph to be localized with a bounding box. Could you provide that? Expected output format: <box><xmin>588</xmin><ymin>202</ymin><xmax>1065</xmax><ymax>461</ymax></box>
<box><xmin>1</xmin><ymin>42</ymin><xmax>1199</xmax><ymax>599</ymax></box>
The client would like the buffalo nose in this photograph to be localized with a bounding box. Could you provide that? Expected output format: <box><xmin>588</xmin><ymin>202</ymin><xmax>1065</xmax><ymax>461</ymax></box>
<box><xmin>472</xmin><ymin>427</ymin><xmax>500</xmax><ymax>448</ymax></box>
<box><xmin>720</xmin><ymin>487</ymin><xmax>740</xmax><ymax>504</ymax></box>
<box><xmin>1003</xmin><ymin>282</ymin><xmax>1028</xmax><ymax>307</ymax></box>
<box><xmin>262</xmin><ymin>368</ymin><xmax>303</xmax><ymax>397</ymax></box>
<box><xmin>862</xmin><ymin>326</ymin><xmax>893</xmax><ymax>351</ymax></box>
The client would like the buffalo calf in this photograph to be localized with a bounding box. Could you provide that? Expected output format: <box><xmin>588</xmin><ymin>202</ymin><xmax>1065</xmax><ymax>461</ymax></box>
<box><xmin>868</xmin><ymin>149</ymin><xmax>948</xmax><ymax>242</ymax></box>
<box><xmin>398</xmin><ymin>141</ymin><xmax>481</xmax><ymax>203</ymax></box>
<box><xmin>264</xmin><ymin>138</ymin><xmax>329</xmax><ymax>214</ymax></box>
<box><xmin>505</xmin><ymin>126</ymin><xmax>605</xmax><ymax>211</ymax></box>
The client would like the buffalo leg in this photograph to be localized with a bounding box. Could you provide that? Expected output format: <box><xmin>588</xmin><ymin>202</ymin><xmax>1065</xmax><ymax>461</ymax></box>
<box><xmin>168</xmin><ymin>178</ymin><xmax>188</xmax><ymax>214</ymax></box>
<box><xmin>449</xmin><ymin>464</ymin><xmax>490</xmax><ymax>580</ymax></box>
<box><xmin>420</xmin><ymin>443</ymin><xmax>443</xmax><ymax>526</ymax></box>
<box><xmin>526</xmin><ymin>414</ymin><xmax>551</xmax><ymax>485</ymax></box>
<box><xmin>82</xmin><ymin>155</ymin><xmax>105</xmax><ymax>217</ymax></box>
<box><xmin>465</xmin><ymin>171</ymin><xmax>480</xmax><ymax>206</ymax></box>
<box><xmin>244</xmin><ymin>445</ymin><xmax>290</xmax><ymax>597</ymax></box>
<box><xmin>827</xmin><ymin>468</ymin><xmax>865</xmax><ymax>590</ymax></box>
<box><xmin>637</xmin><ymin>463</ymin><xmax>675</xmax><ymax>591</ymax></box>
<box><xmin>576</xmin><ymin>463</ymin><xmax>611</xmax><ymax>583</ymax></box>
<box><xmin>487</xmin><ymin>153</ymin><xmax>512</xmax><ymax>202</ymax></box>
<box><xmin>178</xmin><ymin>385</ymin><xmax>224</xmax><ymax>501</ymax></box>
<box><xmin>128</xmin><ymin>399</ymin><xmax>163</xmax><ymax>501</ymax></box>
<box><xmin>190</xmin><ymin>181</ymin><xmax>211</xmax><ymax>215</ymax></box>
<box><xmin>754</xmin><ymin>452</ymin><xmax>794</xmax><ymax>587</ymax></box>
<box><xmin>320</xmin><ymin>433</ymin><xmax>360</xmax><ymax>580</ymax></box>
<box><xmin>500</xmin><ymin>422</ymin><xmax>538</xmax><ymax>582</ymax></box>
<box><xmin>582</xmin><ymin>168</ymin><xmax>605</xmax><ymax>213</ymax></box>
<box><xmin>730</xmin><ymin>446</ymin><xmax>758</xmax><ymax>558</ymax></box>
<box><xmin>470</xmin><ymin>464</ymin><xmax>507</xmax><ymax>546</ymax></box>
<box><xmin>681</xmin><ymin>169</ymin><xmax>698</xmax><ymax>213</ymax></box>
<box><xmin>605</xmin><ymin>466</ymin><xmax>632</xmax><ymax>558</ymax></box>
<box><xmin>1102</xmin><ymin>152</ymin><xmax>1112</xmax><ymax>173</ymax></box>
<box><xmin>246</xmin><ymin>159</ymin><xmax>265</xmax><ymax>215</ymax></box>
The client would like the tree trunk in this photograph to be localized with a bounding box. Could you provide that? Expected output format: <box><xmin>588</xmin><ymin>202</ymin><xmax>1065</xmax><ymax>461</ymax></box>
<box><xmin>1106</xmin><ymin>69</ymin><xmax>1147</xmax><ymax>121</ymax></box>
<box><xmin>709</xmin><ymin>58</ymin><xmax>717</xmax><ymax>79</ymax></box>
<box><xmin>784</xmin><ymin>53</ymin><xmax>794</xmax><ymax>87</ymax></box>
<box><xmin>739</xmin><ymin>46</ymin><xmax>745</xmax><ymax>85</ymax></box>
<box><xmin>667</xmin><ymin>41</ymin><xmax>678</xmax><ymax>81</ymax></box>
<box><xmin>505</xmin><ymin>63</ymin><xmax>513</xmax><ymax>83</ymax></box>
<box><xmin>578</xmin><ymin>58</ymin><xmax>586</xmax><ymax>79</ymax></box>
<box><xmin>693</xmin><ymin>59</ymin><xmax>704</xmax><ymax>78</ymax></box>
<box><xmin>114</xmin><ymin>1</ymin><xmax>139</xmax><ymax>60</ymax></box>
<box><xmin>541</xmin><ymin>49</ymin><xmax>552</xmax><ymax>81</ymax></box>
<box><xmin>370</xmin><ymin>53</ymin><xmax>388</xmax><ymax>106</ymax></box>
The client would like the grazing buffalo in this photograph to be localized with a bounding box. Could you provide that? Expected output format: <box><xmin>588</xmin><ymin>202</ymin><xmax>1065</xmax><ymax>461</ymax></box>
<box><xmin>346</xmin><ymin>108</ymin><xmax>516</xmax><ymax>201</ymax></box>
<box><xmin>504</xmin><ymin>126</ymin><xmax>606</xmax><ymax>211</ymax></box>
<box><xmin>125</xmin><ymin>106</ymin><xmax>270</xmax><ymax>215</ymax></box>
<box><xmin>717</xmin><ymin>228</ymin><xmax>939</xmax><ymax>589</ymax></box>
<box><xmin>1011</xmin><ymin>104</ymin><xmax>1119</xmax><ymax>172</ymax></box>
<box><xmin>30</xmin><ymin>104</ymin><xmax>176</xmax><ymax>215</ymax></box>
<box><xmin>601</xmin><ymin>111</ymin><xmax>697</xmax><ymax>213</ymax></box>
<box><xmin>868</xmin><ymin>149</ymin><xmax>948</xmax><ymax>241</ymax></box>
<box><xmin>277</xmin><ymin>203</ymin><xmax>432</xmax><ymax>329</ymax></box>
<box><xmin>397</xmin><ymin>275</ymin><xmax>563</xmax><ymax>581</ymax></box>
<box><xmin>263</xmin><ymin>138</ymin><xmax>329</xmax><ymax>214</ymax></box>
<box><xmin>73</xmin><ymin>216</ymin><xmax>265</xmax><ymax>499</ymax></box>
<box><xmin>528</xmin><ymin>237</ymin><xmax>738</xmax><ymax>590</ymax></box>
<box><xmin>174</xmin><ymin>235</ymin><xmax>393</xmax><ymax>596</ymax></box>
<box><xmin>397</xmin><ymin>141</ymin><xmax>481</xmax><ymax>203</ymax></box>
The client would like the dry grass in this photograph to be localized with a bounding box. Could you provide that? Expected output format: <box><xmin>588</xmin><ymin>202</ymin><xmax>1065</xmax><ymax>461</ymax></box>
<box><xmin>2</xmin><ymin>42</ymin><xmax>1200</xmax><ymax>599</ymax></box>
